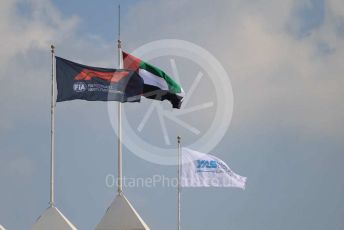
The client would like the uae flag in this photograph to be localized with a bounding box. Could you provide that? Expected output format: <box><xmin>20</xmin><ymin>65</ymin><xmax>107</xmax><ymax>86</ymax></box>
<box><xmin>123</xmin><ymin>51</ymin><xmax>184</xmax><ymax>109</ymax></box>
<box><xmin>56</xmin><ymin>57</ymin><xmax>143</xmax><ymax>103</ymax></box>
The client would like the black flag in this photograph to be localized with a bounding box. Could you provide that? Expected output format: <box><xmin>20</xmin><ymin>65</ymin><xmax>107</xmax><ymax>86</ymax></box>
<box><xmin>56</xmin><ymin>57</ymin><xmax>143</xmax><ymax>103</ymax></box>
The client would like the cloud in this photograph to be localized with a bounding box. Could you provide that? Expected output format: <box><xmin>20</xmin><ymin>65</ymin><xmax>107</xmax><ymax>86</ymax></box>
<box><xmin>0</xmin><ymin>0</ymin><xmax>117</xmax><ymax>137</ymax></box>
<box><xmin>0</xmin><ymin>0</ymin><xmax>79</xmax><ymax>68</ymax></box>
<box><xmin>1</xmin><ymin>1</ymin><xmax>344</xmax><ymax>229</ymax></box>
<box><xmin>1</xmin><ymin>0</ymin><xmax>341</xmax><ymax>140</ymax></box>
<box><xmin>121</xmin><ymin>0</ymin><xmax>344</xmax><ymax>138</ymax></box>
<box><xmin>0</xmin><ymin>0</ymin><xmax>76</xmax><ymax>138</ymax></box>
<box><xmin>0</xmin><ymin>0</ymin><xmax>342</xmax><ymax>165</ymax></box>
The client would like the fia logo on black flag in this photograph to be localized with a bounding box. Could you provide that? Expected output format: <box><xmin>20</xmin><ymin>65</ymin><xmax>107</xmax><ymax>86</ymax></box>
<box><xmin>73</xmin><ymin>82</ymin><xmax>87</xmax><ymax>92</ymax></box>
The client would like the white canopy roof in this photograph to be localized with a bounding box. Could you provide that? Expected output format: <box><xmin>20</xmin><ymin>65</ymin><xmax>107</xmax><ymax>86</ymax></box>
<box><xmin>96</xmin><ymin>193</ymin><xmax>150</xmax><ymax>230</ymax></box>
<box><xmin>32</xmin><ymin>206</ymin><xmax>77</xmax><ymax>230</ymax></box>
<box><xmin>0</xmin><ymin>225</ymin><xmax>6</xmax><ymax>230</ymax></box>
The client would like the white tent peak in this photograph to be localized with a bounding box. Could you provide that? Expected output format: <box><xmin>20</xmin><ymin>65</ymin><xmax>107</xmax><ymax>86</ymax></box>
<box><xmin>96</xmin><ymin>193</ymin><xmax>150</xmax><ymax>230</ymax></box>
<box><xmin>32</xmin><ymin>206</ymin><xmax>77</xmax><ymax>230</ymax></box>
<box><xmin>0</xmin><ymin>224</ymin><xmax>6</xmax><ymax>230</ymax></box>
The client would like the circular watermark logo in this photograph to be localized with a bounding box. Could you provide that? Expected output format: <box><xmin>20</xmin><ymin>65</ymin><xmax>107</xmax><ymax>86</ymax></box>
<box><xmin>107</xmin><ymin>39</ymin><xmax>233</xmax><ymax>165</ymax></box>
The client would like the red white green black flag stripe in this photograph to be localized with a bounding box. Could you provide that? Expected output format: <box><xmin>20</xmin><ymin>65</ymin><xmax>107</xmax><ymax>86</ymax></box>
<box><xmin>123</xmin><ymin>51</ymin><xmax>184</xmax><ymax>109</ymax></box>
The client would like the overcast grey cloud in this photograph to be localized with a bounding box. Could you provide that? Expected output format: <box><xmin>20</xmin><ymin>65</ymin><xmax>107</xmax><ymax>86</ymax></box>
<box><xmin>0</xmin><ymin>0</ymin><xmax>344</xmax><ymax>229</ymax></box>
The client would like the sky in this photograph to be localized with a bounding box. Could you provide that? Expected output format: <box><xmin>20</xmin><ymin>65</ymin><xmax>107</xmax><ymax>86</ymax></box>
<box><xmin>1</xmin><ymin>0</ymin><xmax>344</xmax><ymax>229</ymax></box>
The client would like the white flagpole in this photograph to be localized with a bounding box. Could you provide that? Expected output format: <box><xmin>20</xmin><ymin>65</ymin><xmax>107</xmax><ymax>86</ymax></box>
<box><xmin>33</xmin><ymin>45</ymin><xmax>77</xmax><ymax>229</ymax></box>
<box><xmin>177</xmin><ymin>136</ymin><xmax>181</xmax><ymax>230</ymax></box>
<box><xmin>33</xmin><ymin>45</ymin><xmax>77</xmax><ymax>230</ymax></box>
<box><xmin>50</xmin><ymin>44</ymin><xmax>55</xmax><ymax>207</ymax></box>
<box><xmin>96</xmin><ymin>6</ymin><xmax>150</xmax><ymax>230</ymax></box>
<box><xmin>117</xmin><ymin>5</ymin><xmax>123</xmax><ymax>195</ymax></box>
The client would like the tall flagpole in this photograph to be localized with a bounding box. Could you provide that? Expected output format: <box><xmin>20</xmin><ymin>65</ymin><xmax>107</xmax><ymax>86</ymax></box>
<box><xmin>117</xmin><ymin>5</ymin><xmax>123</xmax><ymax>195</ymax></box>
<box><xmin>96</xmin><ymin>5</ymin><xmax>150</xmax><ymax>230</ymax></box>
<box><xmin>50</xmin><ymin>44</ymin><xmax>55</xmax><ymax>207</ymax></box>
<box><xmin>33</xmin><ymin>44</ymin><xmax>77</xmax><ymax>229</ymax></box>
<box><xmin>177</xmin><ymin>136</ymin><xmax>181</xmax><ymax>230</ymax></box>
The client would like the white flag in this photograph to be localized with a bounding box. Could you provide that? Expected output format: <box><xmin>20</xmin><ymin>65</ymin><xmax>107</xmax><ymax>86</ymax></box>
<box><xmin>181</xmin><ymin>148</ymin><xmax>247</xmax><ymax>189</ymax></box>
